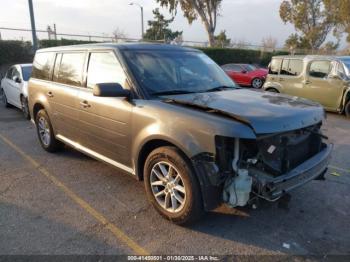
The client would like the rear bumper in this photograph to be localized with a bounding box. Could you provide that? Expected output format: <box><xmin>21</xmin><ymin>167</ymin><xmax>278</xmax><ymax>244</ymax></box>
<box><xmin>268</xmin><ymin>143</ymin><xmax>333</xmax><ymax>198</ymax></box>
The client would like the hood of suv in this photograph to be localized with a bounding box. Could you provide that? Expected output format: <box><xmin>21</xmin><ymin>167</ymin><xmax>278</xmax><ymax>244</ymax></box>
<box><xmin>162</xmin><ymin>89</ymin><xmax>324</xmax><ymax>134</ymax></box>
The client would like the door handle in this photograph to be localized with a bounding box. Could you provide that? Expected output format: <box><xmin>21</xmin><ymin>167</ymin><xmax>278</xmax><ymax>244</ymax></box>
<box><xmin>303</xmin><ymin>80</ymin><xmax>311</xmax><ymax>85</ymax></box>
<box><xmin>80</xmin><ymin>100</ymin><xmax>90</xmax><ymax>108</ymax></box>
<box><xmin>279</xmin><ymin>78</ymin><xmax>284</xmax><ymax>81</ymax></box>
<box><xmin>47</xmin><ymin>91</ymin><xmax>54</xmax><ymax>97</ymax></box>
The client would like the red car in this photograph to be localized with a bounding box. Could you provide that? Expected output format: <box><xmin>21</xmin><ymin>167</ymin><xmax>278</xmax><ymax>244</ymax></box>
<box><xmin>221</xmin><ymin>63</ymin><xmax>268</xmax><ymax>88</ymax></box>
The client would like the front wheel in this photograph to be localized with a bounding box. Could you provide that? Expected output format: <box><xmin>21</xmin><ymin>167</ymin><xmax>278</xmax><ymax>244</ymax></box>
<box><xmin>251</xmin><ymin>78</ymin><xmax>263</xmax><ymax>89</ymax></box>
<box><xmin>1</xmin><ymin>88</ymin><xmax>10</xmax><ymax>107</ymax></box>
<box><xmin>21</xmin><ymin>96</ymin><xmax>30</xmax><ymax>120</ymax></box>
<box><xmin>35</xmin><ymin>109</ymin><xmax>63</xmax><ymax>152</ymax></box>
<box><xmin>144</xmin><ymin>146</ymin><xmax>204</xmax><ymax>225</ymax></box>
<box><xmin>345</xmin><ymin>100</ymin><xmax>350</xmax><ymax>118</ymax></box>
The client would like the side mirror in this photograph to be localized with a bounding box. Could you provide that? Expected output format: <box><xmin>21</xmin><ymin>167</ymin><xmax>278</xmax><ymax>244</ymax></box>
<box><xmin>93</xmin><ymin>83</ymin><xmax>130</xmax><ymax>98</ymax></box>
<box><xmin>241</xmin><ymin>70</ymin><xmax>247</xmax><ymax>74</ymax></box>
<box><xmin>13</xmin><ymin>76</ymin><xmax>22</xmax><ymax>83</ymax></box>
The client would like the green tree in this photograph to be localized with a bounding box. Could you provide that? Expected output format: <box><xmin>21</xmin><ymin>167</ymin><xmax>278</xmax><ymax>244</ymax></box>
<box><xmin>280</xmin><ymin>0</ymin><xmax>334</xmax><ymax>51</ymax></box>
<box><xmin>156</xmin><ymin>0</ymin><xmax>222</xmax><ymax>46</ymax></box>
<box><xmin>143</xmin><ymin>8</ymin><xmax>182</xmax><ymax>42</ymax></box>
<box><xmin>214</xmin><ymin>30</ymin><xmax>231</xmax><ymax>47</ymax></box>
<box><xmin>324</xmin><ymin>0</ymin><xmax>350</xmax><ymax>42</ymax></box>
<box><xmin>284</xmin><ymin>33</ymin><xmax>311</xmax><ymax>51</ymax></box>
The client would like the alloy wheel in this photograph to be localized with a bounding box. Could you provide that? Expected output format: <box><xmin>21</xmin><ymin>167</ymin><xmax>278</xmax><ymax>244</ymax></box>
<box><xmin>252</xmin><ymin>78</ymin><xmax>263</xmax><ymax>88</ymax></box>
<box><xmin>38</xmin><ymin>116</ymin><xmax>51</xmax><ymax>146</ymax></box>
<box><xmin>150</xmin><ymin>161</ymin><xmax>186</xmax><ymax>213</ymax></box>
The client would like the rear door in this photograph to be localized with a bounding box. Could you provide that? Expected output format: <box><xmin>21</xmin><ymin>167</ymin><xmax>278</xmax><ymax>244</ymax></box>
<box><xmin>49</xmin><ymin>52</ymin><xmax>86</xmax><ymax>140</ymax></box>
<box><xmin>304</xmin><ymin>60</ymin><xmax>344</xmax><ymax>110</ymax></box>
<box><xmin>77</xmin><ymin>51</ymin><xmax>133</xmax><ymax>169</ymax></box>
<box><xmin>278</xmin><ymin>58</ymin><xmax>304</xmax><ymax>96</ymax></box>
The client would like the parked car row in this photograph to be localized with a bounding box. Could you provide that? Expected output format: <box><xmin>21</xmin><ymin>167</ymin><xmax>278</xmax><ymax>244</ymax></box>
<box><xmin>263</xmin><ymin>55</ymin><xmax>350</xmax><ymax>117</ymax></box>
<box><xmin>6</xmin><ymin>43</ymin><xmax>329</xmax><ymax>225</ymax></box>
<box><xmin>0</xmin><ymin>64</ymin><xmax>32</xmax><ymax>119</ymax></box>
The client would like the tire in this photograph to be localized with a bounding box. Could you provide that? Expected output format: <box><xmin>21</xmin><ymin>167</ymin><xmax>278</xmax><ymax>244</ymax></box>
<box><xmin>266</xmin><ymin>88</ymin><xmax>279</xmax><ymax>93</ymax></box>
<box><xmin>21</xmin><ymin>96</ymin><xmax>31</xmax><ymax>120</ymax></box>
<box><xmin>345</xmin><ymin>100</ymin><xmax>350</xmax><ymax>118</ymax></box>
<box><xmin>144</xmin><ymin>146</ymin><xmax>204</xmax><ymax>225</ymax></box>
<box><xmin>1</xmin><ymin>88</ymin><xmax>10</xmax><ymax>108</ymax></box>
<box><xmin>251</xmin><ymin>78</ymin><xmax>263</xmax><ymax>89</ymax></box>
<box><xmin>35</xmin><ymin>109</ymin><xmax>63</xmax><ymax>152</ymax></box>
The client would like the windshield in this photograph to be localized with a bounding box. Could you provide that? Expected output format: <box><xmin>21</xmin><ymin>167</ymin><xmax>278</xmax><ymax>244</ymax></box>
<box><xmin>124</xmin><ymin>50</ymin><xmax>237</xmax><ymax>96</ymax></box>
<box><xmin>21</xmin><ymin>66</ymin><xmax>32</xmax><ymax>81</ymax></box>
<box><xmin>340</xmin><ymin>59</ymin><xmax>350</xmax><ymax>76</ymax></box>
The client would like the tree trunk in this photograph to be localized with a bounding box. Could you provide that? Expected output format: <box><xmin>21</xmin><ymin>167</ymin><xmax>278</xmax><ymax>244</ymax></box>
<box><xmin>205</xmin><ymin>25</ymin><xmax>215</xmax><ymax>47</ymax></box>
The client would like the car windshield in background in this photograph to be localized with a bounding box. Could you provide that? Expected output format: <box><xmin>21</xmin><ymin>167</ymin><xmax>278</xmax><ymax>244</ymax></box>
<box><xmin>22</xmin><ymin>66</ymin><xmax>32</xmax><ymax>81</ymax></box>
<box><xmin>124</xmin><ymin>50</ymin><xmax>237</xmax><ymax>96</ymax></box>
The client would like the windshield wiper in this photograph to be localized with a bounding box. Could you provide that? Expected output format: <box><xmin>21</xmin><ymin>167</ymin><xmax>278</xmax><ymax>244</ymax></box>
<box><xmin>151</xmin><ymin>90</ymin><xmax>196</xmax><ymax>96</ymax></box>
<box><xmin>204</xmin><ymin>86</ymin><xmax>238</xmax><ymax>92</ymax></box>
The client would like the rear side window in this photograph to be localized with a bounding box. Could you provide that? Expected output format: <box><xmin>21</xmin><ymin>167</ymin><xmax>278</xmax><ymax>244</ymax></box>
<box><xmin>309</xmin><ymin>61</ymin><xmax>331</xmax><ymax>78</ymax></box>
<box><xmin>86</xmin><ymin>52</ymin><xmax>127</xmax><ymax>89</ymax></box>
<box><xmin>268</xmin><ymin>58</ymin><xmax>282</xmax><ymax>75</ymax></box>
<box><xmin>32</xmin><ymin>52</ymin><xmax>55</xmax><ymax>80</ymax></box>
<box><xmin>280</xmin><ymin>59</ymin><xmax>303</xmax><ymax>76</ymax></box>
<box><xmin>56</xmin><ymin>53</ymin><xmax>86</xmax><ymax>87</ymax></box>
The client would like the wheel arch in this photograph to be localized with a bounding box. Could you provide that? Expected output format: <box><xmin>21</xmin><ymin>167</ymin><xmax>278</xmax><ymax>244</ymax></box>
<box><xmin>136</xmin><ymin>138</ymin><xmax>190</xmax><ymax>181</ymax></box>
<box><xmin>32</xmin><ymin>102</ymin><xmax>45</xmax><ymax>122</ymax></box>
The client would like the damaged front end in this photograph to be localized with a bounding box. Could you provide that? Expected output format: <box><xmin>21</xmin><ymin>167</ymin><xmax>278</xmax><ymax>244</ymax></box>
<box><xmin>192</xmin><ymin>124</ymin><xmax>332</xmax><ymax>210</ymax></box>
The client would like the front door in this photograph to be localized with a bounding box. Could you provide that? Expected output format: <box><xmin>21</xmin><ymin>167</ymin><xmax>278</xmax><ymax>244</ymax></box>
<box><xmin>77</xmin><ymin>51</ymin><xmax>133</xmax><ymax>170</ymax></box>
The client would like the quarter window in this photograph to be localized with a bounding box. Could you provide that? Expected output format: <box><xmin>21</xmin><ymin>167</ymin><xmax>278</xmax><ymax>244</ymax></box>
<box><xmin>309</xmin><ymin>61</ymin><xmax>331</xmax><ymax>78</ymax></box>
<box><xmin>32</xmin><ymin>52</ymin><xmax>55</xmax><ymax>80</ymax></box>
<box><xmin>268</xmin><ymin>58</ymin><xmax>282</xmax><ymax>75</ymax></box>
<box><xmin>280</xmin><ymin>59</ymin><xmax>303</xmax><ymax>76</ymax></box>
<box><xmin>87</xmin><ymin>52</ymin><xmax>127</xmax><ymax>89</ymax></box>
<box><xmin>56</xmin><ymin>53</ymin><xmax>86</xmax><ymax>87</ymax></box>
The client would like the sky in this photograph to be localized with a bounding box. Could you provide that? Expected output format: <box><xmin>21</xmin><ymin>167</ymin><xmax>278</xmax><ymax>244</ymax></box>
<box><xmin>0</xmin><ymin>0</ymin><xmax>343</xmax><ymax>48</ymax></box>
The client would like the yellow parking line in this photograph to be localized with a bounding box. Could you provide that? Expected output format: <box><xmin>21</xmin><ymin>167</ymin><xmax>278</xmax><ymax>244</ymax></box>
<box><xmin>328</xmin><ymin>165</ymin><xmax>350</xmax><ymax>173</ymax></box>
<box><xmin>0</xmin><ymin>133</ymin><xmax>149</xmax><ymax>256</ymax></box>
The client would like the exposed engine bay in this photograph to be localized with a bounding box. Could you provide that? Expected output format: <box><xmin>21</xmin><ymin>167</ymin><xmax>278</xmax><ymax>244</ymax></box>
<box><xmin>216</xmin><ymin>123</ymin><xmax>330</xmax><ymax>207</ymax></box>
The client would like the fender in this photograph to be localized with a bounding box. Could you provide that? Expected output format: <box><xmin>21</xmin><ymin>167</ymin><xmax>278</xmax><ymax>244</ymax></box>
<box><xmin>341</xmin><ymin>87</ymin><xmax>350</xmax><ymax>112</ymax></box>
<box><xmin>263</xmin><ymin>80</ymin><xmax>283</xmax><ymax>93</ymax></box>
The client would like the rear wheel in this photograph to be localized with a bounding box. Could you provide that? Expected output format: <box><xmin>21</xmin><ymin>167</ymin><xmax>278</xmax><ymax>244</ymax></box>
<box><xmin>1</xmin><ymin>88</ymin><xmax>10</xmax><ymax>107</ymax></box>
<box><xmin>21</xmin><ymin>96</ymin><xmax>30</xmax><ymax>120</ymax></box>
<box><xmin>251</xmin><ymin>78</ymin><xmax>263</xmax><ymax>88</ymax></box>
<box><xmin>35</xmin><ymin>109</ymin><xmax>63</xmax><ymax>152</ymax></box>
<box><xmin>266</xmin><ymin>88</ymin><xmax>279</xmax><ymax>93</ymax></box>
<box><xmin>345</xmin><ymin>100</ymin><xmax>350</xmax><ymax>118</ymax></box>
<box><xmin>144</xmin><ymin>146</ymin><xmax>204</xmax><ymax>225</ymax></box>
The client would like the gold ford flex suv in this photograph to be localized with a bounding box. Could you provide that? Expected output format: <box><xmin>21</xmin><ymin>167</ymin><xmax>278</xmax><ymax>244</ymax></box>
<box><xmin>263</xmin><ymin>55</ymin><xmax>350</xmax><ymax>118</ymax></box>
<box><xmin>28</xmin><ymin>44</ymin><xmax>332</xmax><ymax>224</ymax></box>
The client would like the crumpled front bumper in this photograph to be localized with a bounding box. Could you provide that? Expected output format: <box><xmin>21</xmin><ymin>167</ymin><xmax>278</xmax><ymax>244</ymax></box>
<box><xmin>265</xmin><ymin>143</ymin><xmax>333</xmax><ymax>198</ymax></box>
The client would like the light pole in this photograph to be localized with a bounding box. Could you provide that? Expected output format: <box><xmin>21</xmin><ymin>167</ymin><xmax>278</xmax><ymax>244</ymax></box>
<box><xmin>28</xmin><ymin>0</ymin><xmax>38</xmax><ymax>51</ymax></box>
<box><xmin>129</xmin><ymin>2</ymin><xmax>144</xmax><ymax>39</ymax></box>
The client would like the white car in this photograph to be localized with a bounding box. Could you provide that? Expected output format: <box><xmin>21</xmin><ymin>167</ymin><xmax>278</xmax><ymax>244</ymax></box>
<box><xmin>0</xmin><ymin>64</ymin><xmax>32</xmax><ymax>119</ymax></box>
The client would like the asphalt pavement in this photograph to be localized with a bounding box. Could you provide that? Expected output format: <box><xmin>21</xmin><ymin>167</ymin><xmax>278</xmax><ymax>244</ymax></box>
<box><xmin>0</xmin><ymin>105</ymin><xmax>349</xmax><ymax>256</ymax></box>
